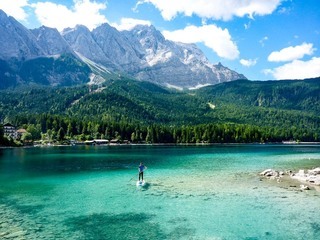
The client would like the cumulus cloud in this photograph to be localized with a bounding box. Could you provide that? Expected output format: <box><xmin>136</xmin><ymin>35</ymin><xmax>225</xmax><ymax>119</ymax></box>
<box><xmin>240</xmin><ymin>58</ymin><xmax>257</xmax><ymax>67</ymax></box>
<box><xmin>264</xmin><ymin>57</ymin><xmax>320</xmax><ymax>80</ymax></box>
<box><xmin>31</xmin><ymin>0</ymin><xmax>107</xmax><ymax>31</ymax></box>
<box><xmin>0</xmin><ymin>0</ymin><xmax>29</xmax><ymax>21</ymax></box>
<box><xmin>268</xmin><ymin>42</ymin><xmax>315</xmax><ymax>62</ymax></box>
<box><xmin>136</xmin><ymin>0</ymin><xmax>282</xmax><ymax>21</ymax></box>
<box><xmin>163</xmin><ymin>24</ymin><xmax>239</xmax><ymax>60</ymax></box>
<box><xmin>112</xmin><ymin>18</ymin><xmax>151</xmax><ymax>31</ymax></box>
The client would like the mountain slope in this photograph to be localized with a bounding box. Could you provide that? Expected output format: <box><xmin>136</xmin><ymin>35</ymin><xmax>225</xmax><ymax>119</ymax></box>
<box><xmin>0</xmin><ymin>10</ymin><xmax>44</xmax><ymax>61</ymax></box>
<box><xmin>62</xmin><ymin>25</ymin><xmax>117</xmax><ymax>70</ymax></box>
<box><xmin>19</xmin><ymin>54</ymin><xmax>91</xmax><ymax>86</ymax></box>
<box><xmin>1</xmin><ymin>78</ymin><xmax>319</xmax><ymax>133</ymax></box>
<box><xmin>197</xmin><ymin>77</ymin><xmax>320</xmax><ymax>113</ymax></box>
<box><xmin>0</xmin><ymin>10</ymin><xmax>92</xmax><ymax>89</ymax></box>
<box><xmin>31</xmin><ymin>26</ymin><xmax>74</xmax><ymax>56</ymax></box>
<box><xmin>91</xmin><ymin>23</ymin><xmax>143</xmax><ymax>73</ymax></box>
<box><xmin>123</xmin><ymin>25</ymin><xmax>246</xmax><ymax>88</ymax></box>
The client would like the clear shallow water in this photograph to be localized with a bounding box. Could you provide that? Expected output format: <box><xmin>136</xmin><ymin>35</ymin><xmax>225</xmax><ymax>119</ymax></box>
<box><xmin>0</xmin><ymin>145</ymin><xmax>320</xmax><ymax>239</ymax></box>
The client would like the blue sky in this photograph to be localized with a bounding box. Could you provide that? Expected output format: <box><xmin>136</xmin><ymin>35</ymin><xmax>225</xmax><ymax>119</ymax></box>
<box><xmin>0</xmin><ymin>0</ymin><xmax>319</xmax><ymax>80</ymax></box>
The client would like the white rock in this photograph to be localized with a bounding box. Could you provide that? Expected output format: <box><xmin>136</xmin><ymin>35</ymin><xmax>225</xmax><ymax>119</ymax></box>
<box><xmin>307</xmin><ymin>175</ymin><xmax>320</xmax><ymax>185</ymax></box>
<box><xmin>260</xmin><ymin>169</ymin><xmax>273</xmax><ymax>176</ymax></box>
<box><xmin>300</xmin><ymin>185</ymin><xmax>310</xmax><ymax>190</ymax></box>
<box><xmin>296</xmin><ymin>169</ymin><xmax>306</xmax><ymax>177</ymax></box>
<box><xmin>308</xmin><ymin>167</ymin><xmax>320</xmax><ymax>175</ymax></box>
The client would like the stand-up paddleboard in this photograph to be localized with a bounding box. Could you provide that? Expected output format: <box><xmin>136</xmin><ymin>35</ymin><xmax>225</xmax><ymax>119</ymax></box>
<box><xmin>136</xmin><ymin>180</ymin><xmax>146</xmax><ymax>187</ymax></box>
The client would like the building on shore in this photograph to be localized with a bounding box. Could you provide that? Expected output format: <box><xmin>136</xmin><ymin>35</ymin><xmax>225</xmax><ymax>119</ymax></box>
<box><xmin>3</xmin><ymin>123</ymin><xmax>17</xmax><ymax>139</ymax></box>
<box><xmin>84</xmin><ymin>139</ymin><xmax>109</xmax><ymax>145</ymax></box>
<box><xmin>16</xmin><ymin>128</ymin><xmax>28</xmax><ymax>139</ymax></box>
<box><xmin>3</xmin><ymin>123</ymin><xmax>28</xmax><ymax>140</ymax></box>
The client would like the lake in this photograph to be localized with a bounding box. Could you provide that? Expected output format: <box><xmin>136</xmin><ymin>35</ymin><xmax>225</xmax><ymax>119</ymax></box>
<box><xmin>0</xmin><ymin>145</ymin><xmax>320</xmax><ymax>239</ymax></box>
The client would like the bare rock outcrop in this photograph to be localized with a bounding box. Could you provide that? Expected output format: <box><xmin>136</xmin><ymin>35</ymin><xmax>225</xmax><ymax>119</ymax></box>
<box><xmin>260</xmin><ymin>167</ymin><xmax>320</xmax><ymax>191</ymax></box>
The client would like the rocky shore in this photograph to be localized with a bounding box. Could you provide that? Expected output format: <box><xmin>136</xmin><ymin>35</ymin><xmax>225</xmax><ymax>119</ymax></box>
<box><xmin>260</xmin><ymin>167</ymin><xmax>320</xmax><ymax>191</ymax></box>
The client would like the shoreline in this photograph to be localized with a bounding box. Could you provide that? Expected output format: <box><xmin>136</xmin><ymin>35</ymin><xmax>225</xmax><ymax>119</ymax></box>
<box><xmin>1</xmin><ymin>141</ymin><xmax>320</xmax><ymax>149</ymax></box>
<box><xmin>260</xmin><ymin>167</ymin><xmax>320</xmax><ymax>192</ymax></box>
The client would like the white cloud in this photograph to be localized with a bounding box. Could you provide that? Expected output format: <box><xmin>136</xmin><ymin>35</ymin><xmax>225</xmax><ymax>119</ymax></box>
<box><xmin>163</xmin><ymin>24</ymin><xmax>239</xmax><ymax>60</ymax></box>
<box><xmin>264</xmin><ymin>57</ymin><xmax>320</xmax><ymax>80</ymax></box>
<box><xmin>240</xmin><ymin>58</ymin><xmax>257</xmax><ymax>67</ymax></box>
<box><xmin>137</xmin><ymin>0</ymin><xmax>282</xmax><ymax>21</ymax></box>
<box><xmin>259</xmin><ymin>36</ymin><xmax>268</xmax><ymax>47</ymax></box>
<box><xmin>277</xmin><ymin>6</ymin><xmax>291</xmax><ymax>15</ymax></box>
<box><xmin>112</xmin><ymin>18</ymin><xmax>151</xmax><ymax>31</ymax></box>
<box><xmin>244</xmin><ymin>22</ymin><xmax>251</xmax><ymax>30</ymax></box>
<box><xmin>0</xmin><ymin>0</ymin><xmax>29</xmax><ymax>21</ymax></box>
<box><xmin>268</xmin><ymin>42</ymin><xmax>315</xmax><ymax>62</ymax></box>
<box><xmin>32</xmin><ymin>0</ymin><xmax>107</xmax><ymax>31</ymax></box>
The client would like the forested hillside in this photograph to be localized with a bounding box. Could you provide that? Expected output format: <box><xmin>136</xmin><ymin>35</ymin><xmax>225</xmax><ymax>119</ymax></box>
<box><xmin>197</xmin><ymin>78</ymin><xmax>320</xmax><ymax>113</ymax></box>
<box><xmin>1</xmin><ymin>77</ymin><xmax>320</xmax><ymax>144</ymax></box>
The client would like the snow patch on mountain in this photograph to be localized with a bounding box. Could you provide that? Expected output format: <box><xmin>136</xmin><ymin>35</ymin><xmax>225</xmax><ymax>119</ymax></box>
<box><xmin>164</xmin><ymin>83</ymin><xmax>183</xmax><ymax>91</ymax></box>
<box><xmin>189</xmin><ymin>83</ymin><xmax>213</xmax><ymax>90</ymax></box>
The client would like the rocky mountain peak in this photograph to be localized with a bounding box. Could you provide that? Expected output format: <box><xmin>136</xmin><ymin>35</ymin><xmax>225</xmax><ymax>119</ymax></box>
<box><xmin>31</xmin><ymin>26</ymin><xmax>73</xmax><ymax>56</ymax></box>
<box><xmin>91</xmin><ymin>23</ymin><xmax>143</xmax><ymax>72</ymax></box>
<box><xmin>129</xmin><ymin>24</ymin><xmax>165</xmax><ymax>42</ymax></box>
<box><xmin>92</xmin><ymin>23</ymin><xmax>120</xmax><ymax>39</ymax></box>
<box><xmin>0</xmin><ymin>9</ymin><xmax>7</xmax><ymax>19</ymax></box>
<box><xmin>62</xmin><ymin>24</ymin><xmax>90</xmax><ymax>35</ymax></box>
<box><xmin>0</xmin><ymin>10</ymin><xmax>44</xmax><ymax>60</ymax></box>
<box><xmin>62</xmin><ymin>24</ymin><xmax>118</xmax><ymax>69</ymax></box>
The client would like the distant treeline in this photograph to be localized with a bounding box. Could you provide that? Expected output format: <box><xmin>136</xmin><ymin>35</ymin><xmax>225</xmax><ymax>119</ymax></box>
<box><xmin>2</xmin><ymin>114</ymin><xmax>319</xmax><ymax>145</ymax></box>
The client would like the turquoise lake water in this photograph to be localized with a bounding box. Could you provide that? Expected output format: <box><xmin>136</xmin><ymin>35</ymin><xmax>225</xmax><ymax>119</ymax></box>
<box><xmin>0</xmin><ymin>145</ymin><xmax>320</xmax><ymax>239</ymax></box>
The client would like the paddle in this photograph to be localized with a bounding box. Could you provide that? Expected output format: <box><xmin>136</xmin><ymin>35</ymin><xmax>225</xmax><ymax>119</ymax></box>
<box><xmin>129</xmin><ymin>167</ymin><xmax>147</xmax><ymax>182</ymax></box>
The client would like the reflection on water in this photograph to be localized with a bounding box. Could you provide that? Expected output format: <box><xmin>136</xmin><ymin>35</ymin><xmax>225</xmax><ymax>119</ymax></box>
<box><xmin>0</xmin><ymin>145</ymin><xmax>320</xmax><ymax>239</ymax></box>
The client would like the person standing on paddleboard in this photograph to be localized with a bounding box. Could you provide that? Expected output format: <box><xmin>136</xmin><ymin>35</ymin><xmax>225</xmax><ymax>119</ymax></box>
<box><xmin>138</xmin><ymin>162</ymin><xmax>147</xmax><ymax>181</ymax></box>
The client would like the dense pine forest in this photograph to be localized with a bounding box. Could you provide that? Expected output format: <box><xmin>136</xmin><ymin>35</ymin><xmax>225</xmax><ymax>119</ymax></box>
<box><xmin>1</xmin><ymin>77</ymin><xmax>320</xmax><ymax>145</ymax></box>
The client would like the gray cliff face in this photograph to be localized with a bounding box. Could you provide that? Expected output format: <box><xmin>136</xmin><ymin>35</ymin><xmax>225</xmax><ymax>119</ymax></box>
<box><xmin>124</xmin><ymin>25</ymin><xmax>197</xmax><ymax>87</ymax></box>
<box><xmin>91</xmin><ymin>24</ymin><xmax>142</xmax><ymax>72</ymax></box>
<box><xmin>31</xmin><ymin>26</ymin><xmax>73</xmax><ymax>56</ymax></box>
<box><xmin>122</xmin><ymin>25</ymin><xmax>246</xmax><ymax>88</ymax></box>
<box><xmin>67</xmin><ymin>23</ymin><xmax>246</xmax><ymax>88</ymax></box>
<box><xmin>0</xmin><ymin>10</ymin><xmax>44</xmax><ymax>60</ymax></box>
<box><xmin>0</xmin><ymin>10</ymin><xmax>91</xmax><ymax>89</ymax></box>
<box><xmin>62</xmin><ymin>25</ymin><xmax>117</xmax><ymax>69</ymax></box>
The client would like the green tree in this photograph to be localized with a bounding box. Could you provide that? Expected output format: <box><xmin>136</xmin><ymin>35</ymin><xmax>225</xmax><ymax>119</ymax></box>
<box><xmin>57</xmin><ymin>127</ymin><xmax>65</xmax><ymax>141</ymax></box>
<box><xmin>21</xmin><ymin>132</ymin><xmax>33</xmax><ymax>142</ymax></box>
<box><xmin>131</xmin><ymin>132</ymin><xmax>136</xmax><ymax>143</ymax></box>
<box><xmin>0</xmin><ymin>124</ymin><xmax>4</xmax><ymax>144</ymax></box>
<box><xmin>67</xmin><ymin>123</ymin><xmax>73</xmax><ymax>138</ymax></box>
<box><xmin>26</xmin><ymin>124</ymin><xmax>41</xmax><ymax>140</ymax></box>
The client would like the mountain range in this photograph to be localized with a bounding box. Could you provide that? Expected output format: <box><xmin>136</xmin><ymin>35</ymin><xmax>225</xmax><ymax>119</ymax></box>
<box><xmin>0</xmin><ymin>9</ymin><xmax>245</xmax><ymax>90</ymax></box>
